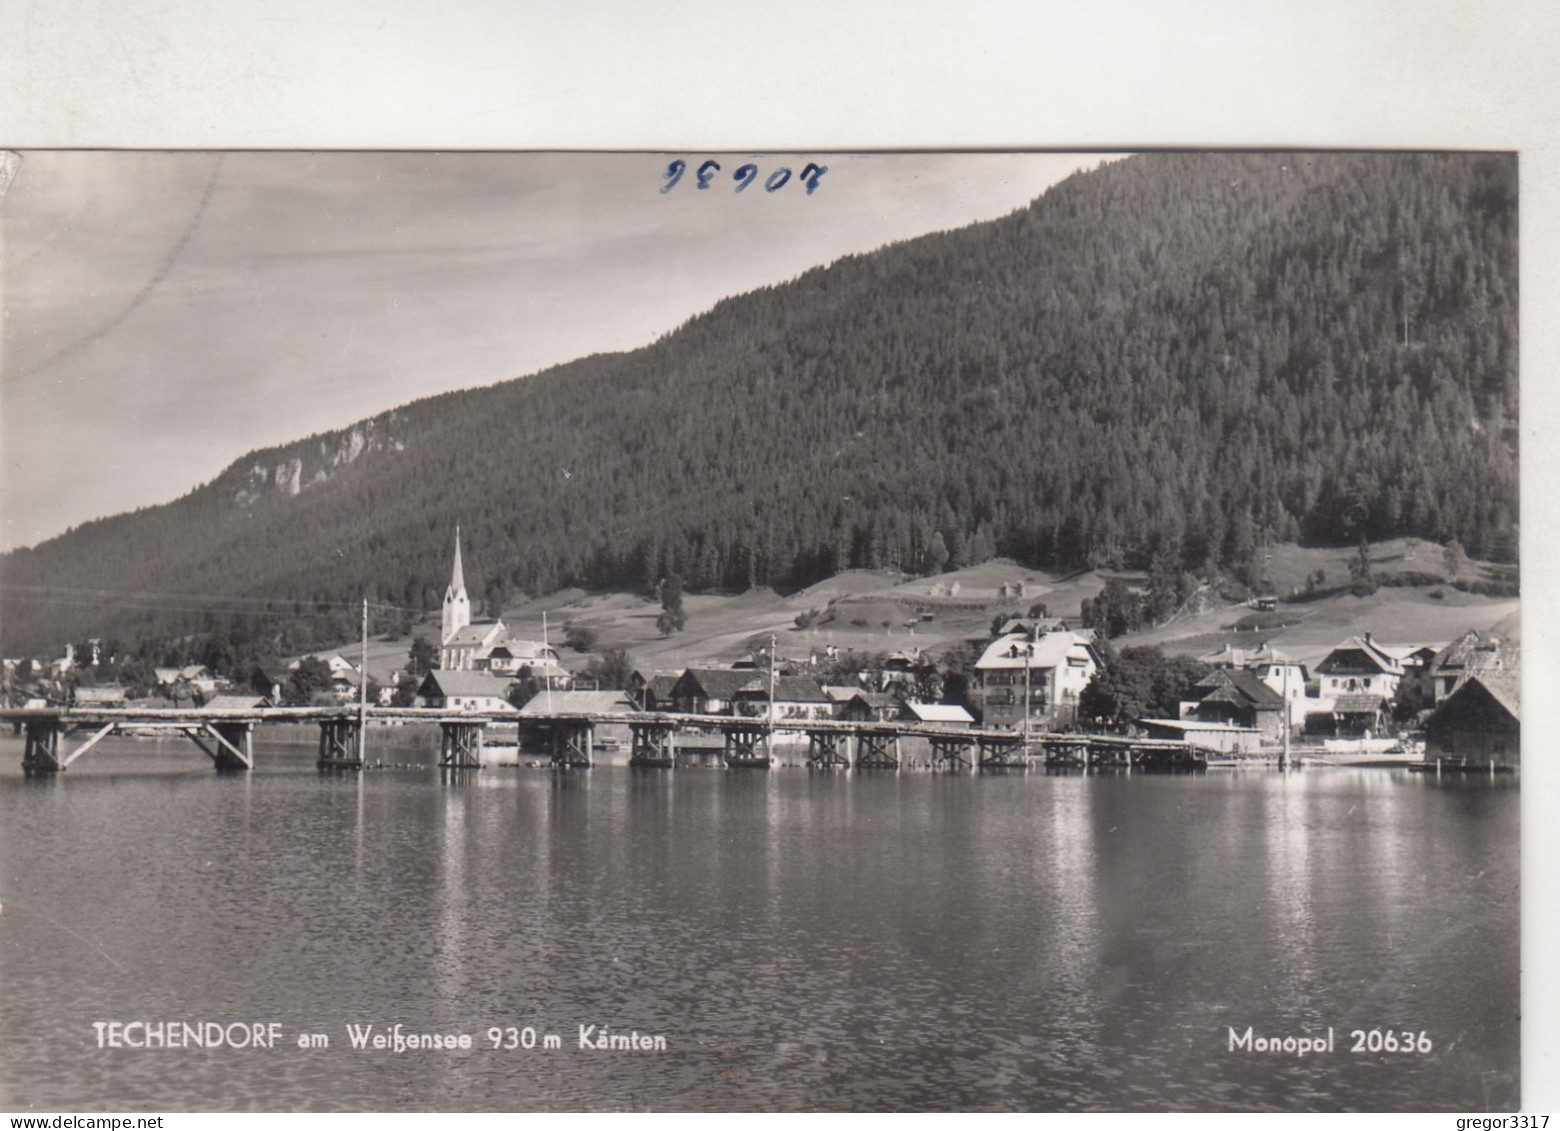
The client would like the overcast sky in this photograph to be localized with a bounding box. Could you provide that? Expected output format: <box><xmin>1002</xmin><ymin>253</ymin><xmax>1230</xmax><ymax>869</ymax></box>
<box><xmin>0</xmin><ymin>151</ymin><xmax>1114</xmax><ymax>550</ymax></box>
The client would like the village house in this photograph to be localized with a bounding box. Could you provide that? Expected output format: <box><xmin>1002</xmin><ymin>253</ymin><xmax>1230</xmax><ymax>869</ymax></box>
<box><xmin>483</xmin><ymin>640</ymin><xmax>566</xmax><ymax>681</ymax></box>
<box><xmin>838</xmin><ymin>689</ymin><xmax>901</xmax><ymax>722</ymax></box>
<box><xmin>1423</xmin><ymin>672</ymin><xmax>1520</xmax><ymax>769</ymax></box>
<box><xmin>154</xmin><ymin>663</ymin><xmax>219</xmax><ymax>700</ymax></box>
<box><xmin>1182</xmin><ymin>669</ymin><xmax>1287</xmax><ymax>741</ymax></box>
<box><xmin>1425</xmin><ymin>629</ymin><xmax>1511</xmax><ymax>705</ymax></box>
<box><xmin>1197</xmin><ymin>642</ymin><xmax>1310</xmax><ymax>728</ymax></box>
<box><xmin>879</xmin><ymin>648</ymin><xmax>926</xmax><ymax>692</ymax></box>
<box><xmin>821</xmin><ymin>685</ymin><xmax>867</xmax><ymax>717</ymax></box>
<box><xmin>415</xmin><ymin>670</ymin><xmax>517</xmax><ymax>712</ymax></box>
<box><xmin>1305</xmin><ymin>693</ymin><xmax>1390</xmax><ymax>738</ymax></box>
<box><xmin>327</xmin><ymin>666</ymin><xmax>364</xmax><ymax>703</ymax></box>
<box><xmin>250</xmin><ymin>667</ymin><xmax>284</xmax><ymax>704</ymax></box>
<box><xmin>1377</xmin><ymin>642</ymin><xmax>1444</xmax><ymax>711</ymax></box>
<box><xmin>731</xmin><ymin>675</ymin><xmax>832</xmax><ymax>722</ymax></box>
<box><xmin>669</xmin><ymin>669</ymin><xmax>756</xmax><ymax>715</ymax></box>
<box><xmin>974</xmin><ymin>629</ymin><xmax>1101</xmax><ymax>730</ymax></box>
<box><xmin>1313</xmin><ymin>634</ymin><xmax>1404</xmax><ymax>699</ymax></box>
<box><xmin>628</xmin><ymin>670</ymin><xmax>681</xmax><ymax>712</ymax></box>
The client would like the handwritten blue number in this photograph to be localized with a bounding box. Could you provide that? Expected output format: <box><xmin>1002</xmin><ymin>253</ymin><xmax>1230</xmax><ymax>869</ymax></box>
<box><xmin>661</xmin><ymin>160</ymin><xmax>685</xmax><ymax>193</ymax></box>
<box><xmin>764</xmin><ymin>167</ymin><xmax>792</xmax><ymax>193</ymax></box>
<box><xmin>801</xmin><ymin>163</ymin><xmax>828</xmax><ymax>195</ymax></box>
<box><xmin>733</xmin><ymin>164</ymin><xmax>758</xmax><ymax>193</ymax></box>
<box><xmin>697</xmin><ymin>160</ymin><xmax>721</xmax><ymax>190</ymax></box>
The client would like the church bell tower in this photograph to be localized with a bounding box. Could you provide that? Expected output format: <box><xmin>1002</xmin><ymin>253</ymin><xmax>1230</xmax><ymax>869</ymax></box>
<box><xmin>442</xmin><ymin>525</ymin><xmax>471</xmax><ymax>644</ymax></box>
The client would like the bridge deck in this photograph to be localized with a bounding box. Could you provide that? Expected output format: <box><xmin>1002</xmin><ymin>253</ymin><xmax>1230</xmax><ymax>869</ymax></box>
<box><xmin>0</xmin><ymin>705</ymin><xmax>1069</xmax><ymax>744</ymax></box>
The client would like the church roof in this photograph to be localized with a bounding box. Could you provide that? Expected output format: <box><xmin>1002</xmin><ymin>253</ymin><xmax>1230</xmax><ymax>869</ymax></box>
<box><xmin>444</xmin><ymin>621</ymin><xmax>506</xmax><ymax>647</ymax></box>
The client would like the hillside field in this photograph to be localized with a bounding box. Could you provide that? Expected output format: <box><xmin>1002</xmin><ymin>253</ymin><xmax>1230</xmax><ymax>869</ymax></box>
<box><xmin>343</xmin><ymin>541</ymin><xmax>1517</xmax><ymax>684</ymax></box>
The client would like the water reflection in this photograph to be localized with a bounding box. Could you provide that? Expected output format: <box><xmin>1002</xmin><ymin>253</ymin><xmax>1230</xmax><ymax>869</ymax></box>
<box><xmin>0</xmin><ymin>734</ymin><xmax>1519</xmax><ymax>1112</ymax></box>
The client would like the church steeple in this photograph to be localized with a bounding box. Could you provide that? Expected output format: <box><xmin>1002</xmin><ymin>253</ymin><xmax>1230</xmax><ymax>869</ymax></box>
<box><xmin>442</xmin><ymin>525</ymin><xmax>471</xmax><ymax>644</ymax></box>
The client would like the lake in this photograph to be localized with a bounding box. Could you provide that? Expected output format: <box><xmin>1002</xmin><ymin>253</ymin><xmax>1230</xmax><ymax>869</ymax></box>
<box><xmin>0</xmin><ymin>729</ymin><xmax>1519</xmax><ymax>1112</ymax></box>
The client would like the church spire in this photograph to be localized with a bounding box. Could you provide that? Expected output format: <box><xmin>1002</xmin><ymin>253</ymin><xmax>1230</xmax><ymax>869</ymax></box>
<box><xmin>442</xmin><ymin>525</ymin><xmax>471</xmax><ymax>645</ymax></box>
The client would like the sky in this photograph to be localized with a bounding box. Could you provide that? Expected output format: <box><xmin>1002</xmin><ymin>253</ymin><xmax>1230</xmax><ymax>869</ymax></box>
<box><xmin>0</xmin><ymin>151</ymin><xmax>1115</xmax><ymax>551</ymax></box>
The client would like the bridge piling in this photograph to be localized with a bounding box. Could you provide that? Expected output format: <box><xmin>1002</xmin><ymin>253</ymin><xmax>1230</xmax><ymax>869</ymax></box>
<box><xmin>722</xmin><ymin>724</ymin><xmax>771</xmax><ymax>769</ymax></box>
<box><xmin>21</xmin><ymin>720</ymin><xmax>63</xmax><ymax>774</ymax></box>
<box><xmin>439</xmin><ymin>720</ymin><xmax>486</xmax><ymax>769</ymax></box>
<box><xmin>318</xmin><ymin>719</ymin><xmax>364</xmax><ymax>770</ymax></box>
<box><xmin>927</xmin><ymin>735</ymin><xmax>972</xmax><ymax>771</ymax></box>
<box><xmin>629</xmin><ymin>722</ymin><xmax>676</xmax><ymax>768</ymax></box>
<box><xmin>549</xmin><ymin>721</ymin><xmax>593</xmax><ymax>769</ymax></box>
<box><xmin>977</xmin><ymin>734</ymin><xmax>1027</xmax><ymax>770</ymax></box>
<box><xmin>805</xmin><ymin>729</ymin><xmax>850</xmax><ymax>769</ymax></box>
<box><xmin>855</xmin><ymin>731</ymin><xmax>900</xmax><ymax>770</ymax></box>
<box><xmin>206</xmin><ymin>722</ymin><xmax>255</xmax><ymax>770</ymax></box>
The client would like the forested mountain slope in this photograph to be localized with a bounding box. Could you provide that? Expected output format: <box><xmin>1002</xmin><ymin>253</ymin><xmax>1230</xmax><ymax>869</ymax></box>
<box><xmin>0</xmin><ymin>152</ymin><xmax>1518</xmax><ymax>655</ymax></box>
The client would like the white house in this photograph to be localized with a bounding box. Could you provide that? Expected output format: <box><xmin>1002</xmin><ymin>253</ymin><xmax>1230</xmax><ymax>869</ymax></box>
<box><xmin>416</xmin><ymin>670</ymin><xmax>517</xmax><ymax>712</ymax></box>
<box><xmin>974</xmin><ymin>629</ymin><xmax>1101</xmax><ymax>729</ymax></box>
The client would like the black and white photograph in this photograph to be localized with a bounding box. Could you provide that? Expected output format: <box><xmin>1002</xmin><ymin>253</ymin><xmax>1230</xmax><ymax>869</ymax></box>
<box><xmin>0</xmin><ymin>146</ymin><xmax>1524</xmax><ymax>1113</ymax></box>
<box><xmin>2</xmin><ymin>1</ymin><xmax>1556</xmax><ymax>1118</ymax></box>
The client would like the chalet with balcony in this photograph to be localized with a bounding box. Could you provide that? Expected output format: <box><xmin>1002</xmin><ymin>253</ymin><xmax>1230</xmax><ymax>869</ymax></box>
<box><xmin>974</xmin><ymin>629</ymin><xmax>1101</xmax><ymax>730</ymax></box>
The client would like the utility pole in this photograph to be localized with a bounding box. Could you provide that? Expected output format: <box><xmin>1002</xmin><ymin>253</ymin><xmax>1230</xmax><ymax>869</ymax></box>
<box><xmin>768</xmin><ymin>632</ymin><xmax>778</xmax><ymax>765</ymax></box>
<box><xmin>1279</xmin><ymin>662</ymin><xmax>1292</xmax><ymax>771</ymax></box>
<box><xmin>358</xmin><ymin>597</ymin><xmax>369</xmax><ymax>763</ymax></box>
<box><xmin>1022</xmin><ymin>637</ymin><xmax>1033</xmax><ymax>749</ymax></box>
<box><xmin>543</xmin><ymin>611</ymin><xmax>554</xmax><ymax>713</ymax></box>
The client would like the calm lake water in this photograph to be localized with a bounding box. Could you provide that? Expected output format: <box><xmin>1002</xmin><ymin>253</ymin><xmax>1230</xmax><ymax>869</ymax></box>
<box><xmin>0</xmin><ymin>729</ymin><xmax>1519</xmax><ymax>1112</ymax></box>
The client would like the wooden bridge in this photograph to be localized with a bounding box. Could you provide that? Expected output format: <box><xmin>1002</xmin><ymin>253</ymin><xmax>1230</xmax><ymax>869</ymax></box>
<box><xmin>0</xmin><ymin>705</ymin><xmax>1205</xmax><ymax>775</ymax></box>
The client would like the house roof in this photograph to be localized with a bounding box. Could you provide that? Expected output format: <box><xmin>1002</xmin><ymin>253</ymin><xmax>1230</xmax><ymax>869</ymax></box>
<box><xmin>1197</xmin><ymin>642</ymin><xmax>1294</xmax><ymax>668</ymax></box>
<box><xmin>1317</xmin><ymin>637</ymin><xmax>1404</xmax><ymax>675</ymax></box>
<box><xmin>643</xmin><ymin>674</ymin><xmax>680</xmax><ymax>699</ymax></box>
<box><xmin>1428</xmin><ymin>629</ymin><xmax>1507</xmax><ymax>680</ymax></box>
<box><xmin>1195</xmin><ymin>669</ymin><xmax>1285</xmax><ymax>708</ymax></box>
<box><xmin>203</xmin><ymin>693</ymin><xmax>267</xmax><ymax>710</ymax></box>
<box><xmin>845</xmin><ymin>690</ymin><xmax>897</xmax><ymax>710</ymax></box>
<box><xmin>1475</xmin><ymin>672</ymin><xmax>1521</xmax><ymax>718</ymax></box>
<box><xmin>674</xmin><ymin>669</ymin><xmax>760</xmax><ymax>702</ymax></box>
<box><xmin>516</xmin><ymin>689</ymin><xmax>635</xmax><ymax>716</ymax></box>
<box><xmin>154</xmin><ymin>665</ymin><xmax>212</xmax><ymax>684</ymax></box>
<box><xmin>1331</xmin><ymin>693</ymin><xmax>1388</xmax><ymax>714</ymax></box>
<box><xmin>1139</xmin><ymin>718</ymin><xmax>1261</xmax><ymax>733</ymax></box>
<box><xmin>732</xmin><ymin>675</ymin><xmax>830</xmax><ymax>703</ymax></box>
<box><xmin>75</xmin><ymin>686</ymin><xmax>127</xmax><ymax>704</ymax></box>
<box><xmin>500</xmin><ymin>639</ymin><xmax>560</xmax><ymax>661</ymax></box>
<box><xmin>903</xmin><ymin>702</ymin><xmax>975</xmax><ymax>724</ymax></box>
<box><xmin>975</xmin><ymin>631</ymin><xmax>1098</xmax><ymax>672</ymax></box>
<box><xmin>417</xmin><ymin>670</ymin><xmax>516</xmax><ymax>700</ymax></box>
<box><xmin>1424</xmin><ymin>671</ymin><xmax>1521</xmax><ymax>741</ymax></box>
<box><xmin>1377</xmin><ymin>642</ymin><xmax>1443</xmax><ymax>664</ymax></box>
<box><xmin>823</xmin><ymin>685</ymin><xmax>865</xmax><ymax>702</ymax></box>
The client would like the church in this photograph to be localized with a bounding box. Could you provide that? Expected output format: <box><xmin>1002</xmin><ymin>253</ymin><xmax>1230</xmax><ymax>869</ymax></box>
<box><xmin>438</xmin><ymin>528</ymin><xmax>566</xmax><ymax>681</ymax></box>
